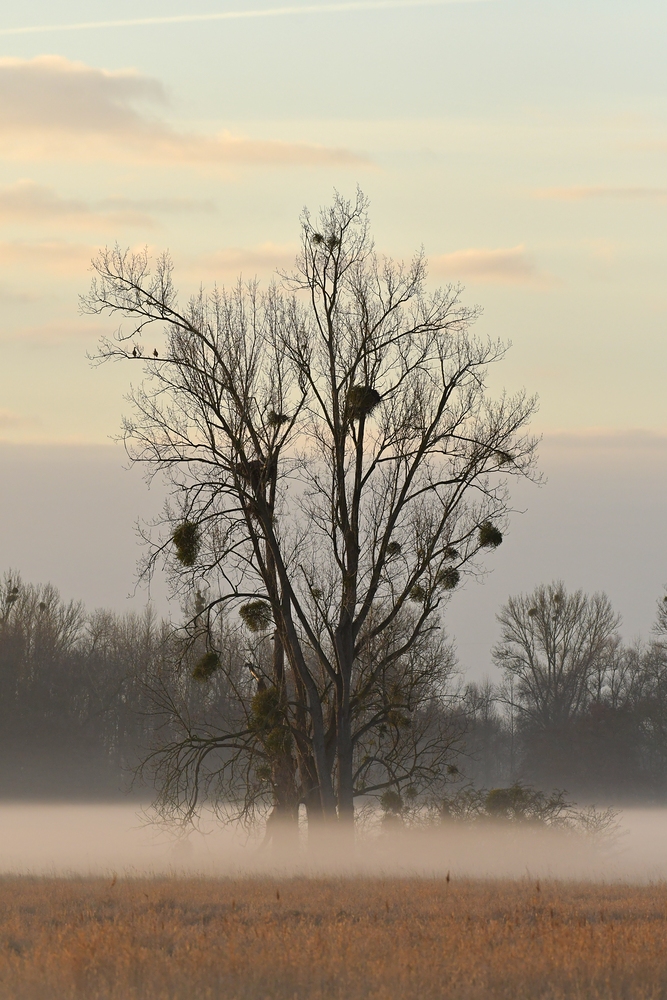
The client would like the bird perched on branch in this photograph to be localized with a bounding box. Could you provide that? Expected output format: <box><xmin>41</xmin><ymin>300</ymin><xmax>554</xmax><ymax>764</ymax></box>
<box><xmin>132</xmin><ymin>345</ymin><xmax>138</xmax><ymax>357</ymax></box>
<box><xmin>153</xmin><ymin>348</ymin><xmax>158</xmax><ymax>358</ymax></box>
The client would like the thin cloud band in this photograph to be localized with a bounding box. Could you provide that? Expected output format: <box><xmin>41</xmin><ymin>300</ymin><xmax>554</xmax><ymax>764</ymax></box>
<box><xmin>0</xmin><ymin>0</ymin><xmax>495</xmax><ymax>38</ymax></box>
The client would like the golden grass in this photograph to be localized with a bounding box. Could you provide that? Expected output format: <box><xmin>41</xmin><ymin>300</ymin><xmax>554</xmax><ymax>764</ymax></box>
<box><xmin>0</xmin><ymin>876</ymin><xmax>666</xmax><ymax>998</ymax></box>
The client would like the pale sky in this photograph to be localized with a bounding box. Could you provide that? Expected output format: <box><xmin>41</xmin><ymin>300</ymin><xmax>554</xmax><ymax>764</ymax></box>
<box><xmin>1</xmin><ymin>0</ymin><xmax>666</xmax><ymax>677</ymax></box>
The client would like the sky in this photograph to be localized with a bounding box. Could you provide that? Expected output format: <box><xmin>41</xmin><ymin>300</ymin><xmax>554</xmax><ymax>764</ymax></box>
<box><xmin>0</xmin><ymin>0</ymin><xmax>666</xmax><ymax>679</ymax></box>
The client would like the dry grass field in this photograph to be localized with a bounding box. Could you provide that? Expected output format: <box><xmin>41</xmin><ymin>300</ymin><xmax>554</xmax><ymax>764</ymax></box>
<box><xmin>0</xmin><ymin>875</ymin><xmax>666</xmax><ymax>999</ymax></box>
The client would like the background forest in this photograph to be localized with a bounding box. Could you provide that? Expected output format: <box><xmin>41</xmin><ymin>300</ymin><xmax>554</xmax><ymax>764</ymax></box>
<box><xmin>2</xmin><ymin>571</ymin><xmax>666</xmax><ymax>808</ymax></box>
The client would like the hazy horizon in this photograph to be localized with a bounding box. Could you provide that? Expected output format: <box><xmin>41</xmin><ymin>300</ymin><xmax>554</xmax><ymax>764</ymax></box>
<box><xmin>1</xmin><ymin>430</ymin><xmax>664</xmax><ymax>682</ymax></box>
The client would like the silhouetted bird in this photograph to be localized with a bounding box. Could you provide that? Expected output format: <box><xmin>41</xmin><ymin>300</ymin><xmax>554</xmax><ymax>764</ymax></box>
<box><xmin>132</xmin><ymin>345</ymin><xmax>138</xmax><ymax>357</ymax></box>
<box><xmin>153</xmin><ymin>348</ymin><xmax>158</xmax><ymax>358</ymax></box>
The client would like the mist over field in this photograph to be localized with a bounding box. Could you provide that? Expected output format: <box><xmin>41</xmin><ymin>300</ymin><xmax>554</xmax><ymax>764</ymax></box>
<box><xmin>0</xmin><ymin>803</ymin><xmax>663</xmax><ymax>882</ymax></box>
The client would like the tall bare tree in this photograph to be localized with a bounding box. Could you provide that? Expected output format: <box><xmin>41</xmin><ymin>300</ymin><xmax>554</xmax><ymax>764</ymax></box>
<box><xmin>83</xmin><ymin>190</ymin><xmax>538</xmax><ymax>828</ymax></box>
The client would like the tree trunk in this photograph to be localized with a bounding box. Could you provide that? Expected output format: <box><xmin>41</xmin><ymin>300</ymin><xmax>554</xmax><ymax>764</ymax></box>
<box><xmin>268</xmin><ymin>596</ymin><xmax>299</xmax><ymax>845</ymax></box>
<box><xmin>276</xmin><ymin>606</ymin><xmax>337</xmax><ymax>818</ymax></box>
<box><xmin>336</xmin><ymin>700</ymin><xmax>355</xmax><ymax>822</ymax></box>
<box><xmin>335</xmin><ymin>624</ymin><xmax>356</xmax><ymax>824</ymax></box>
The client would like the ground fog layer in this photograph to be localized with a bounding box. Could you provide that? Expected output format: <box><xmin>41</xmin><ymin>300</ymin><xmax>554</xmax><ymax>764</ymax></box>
<box><xmin>1</xmin><ymin>877</ymin><xmax>667</xmax><ymax>999</ymax></box>
<box><xmin>0</xmin><ymin>804</ymin><xmax>664</xmax><ymax>880</ymax></box>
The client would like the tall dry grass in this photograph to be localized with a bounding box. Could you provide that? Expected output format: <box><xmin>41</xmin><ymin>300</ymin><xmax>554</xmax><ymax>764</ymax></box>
<box><xmin>0</xmin><ymin>875</ymin><xmax>666</xmax><ymax>998</ymax></box>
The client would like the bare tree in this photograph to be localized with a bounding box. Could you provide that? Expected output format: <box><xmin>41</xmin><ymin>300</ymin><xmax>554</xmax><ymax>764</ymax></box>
<box><xmin>494</xmin><ymin>582</ymin><xmax>621</xmax><ymax>731</ymax></box>
<box><xmin>460</xmin><ymin>679</ymin><xmax>510</xmax><ymax>787</ymax></box>
<box><xmin>654</xmin><ymin>591</ymin><xmax>667</xmax><ymax>638</ymax></box>
<box><xmin>0</xmin><ymin>572</ymin><xmax>166</xmax><ymax>797</ymax></box>
<box><xmin>83</xmin><ymin>190</ymin><xmax>538</xmax><ymax>829</ymax></box>
<box><xmin>139</xmin><ymin>611</ymin><xmax>265</xmax><ymax>826</ymax></box>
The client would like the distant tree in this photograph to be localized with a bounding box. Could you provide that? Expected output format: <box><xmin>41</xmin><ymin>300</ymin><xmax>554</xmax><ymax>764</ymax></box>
<box><xmin>493</xmin><ymin>582</ymin><xmax>621</xmax><ymax>788</ymax></box>
<box><xmin>636</xmin><ymin>597</ymin><xmax>667</xmax><ymax>788</ymax></box>
<box><xmin>83</xmin><ymin>189</ymin><xmax>538</xmax><ymax>831</ymax></box>
<box><xmin>654</xmin><ymin>591</ymin><xmax>667</xmax><ymax>638</ymax></box>
<box><xmin>0</xmin><ymin>573</ymin><xmax>87</xmax><ymax>789</ymax></box>
<box><xmin>494</xmin><ymin>582</ymin><xmax>621</xmax><ymax>731</ymax></box>
<box><xmin>460</xmin><ymin>679</ymin><xmax>511</xmax><ymax>787</ymax></box>
<box><xmin>0</xmin><ymin>572</ymin><xmax>166</xmax><ymax>797</ymax></box>
<box><xmin>82</xmin><ymin>604</ymin><xmax>171</xmax><ymax>784</ymax></box>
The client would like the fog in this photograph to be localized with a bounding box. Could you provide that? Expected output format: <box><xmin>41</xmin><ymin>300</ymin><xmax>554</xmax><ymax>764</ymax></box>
<box><xmin>1</xmin><ymin>803</ymin><xmax>666</xmax><ymax>882</ymax></box>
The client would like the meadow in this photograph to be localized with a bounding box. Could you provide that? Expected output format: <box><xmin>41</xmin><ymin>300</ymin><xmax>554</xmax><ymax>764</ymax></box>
<box><xmin>0</xmin><ymin>876</ymin><xmax>666</xmax><ymax>999</ymax></box>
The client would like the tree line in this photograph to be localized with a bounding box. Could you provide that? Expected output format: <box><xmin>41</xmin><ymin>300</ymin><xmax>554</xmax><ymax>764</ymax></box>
<box><xmin>0</xmin><ymin>571</ymin><xmax>463</xmax><ymax>809</ymax></box>
<box><xmin>2</xmin><ymin>571</ymin><xmax>666</xmax><ymax>809</ymax></box>
<box><xmin>0</xmin><ymin>573</ymin><xmax>162</xmax><ymax>798</ymax></box>
<box><xmin>463</xmin><ymin>582</ymin><xmax>667</xmax><ymax>802</ymax></box>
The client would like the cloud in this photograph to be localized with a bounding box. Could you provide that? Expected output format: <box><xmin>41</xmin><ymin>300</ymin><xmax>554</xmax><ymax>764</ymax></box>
<box><xmin>0</xmin><ymin>282</ymin><xmax>46</xmax><ymax>303</ymax></box>
<box><xmin>534</xmin><ymin>186</ymin><xmax>667</xmax><ymax>202</ymax></box>
<box><xmin>0</xmin><ymin>56</ymin><xmax>367</xmax><ymax>167</ymax></box>
<box><xmin>429</xmin><ymin>245</ymin><xmax>545</xmax><ymax>285</ymax></box>
<box><xmin>0</xmin><ymin>238</ymin><xmax>95</xmax><ymax>274</ymax></box>
<box><xmin>542</xmin><ymin>428</ymin><xmax>667</xmax><ymax>451</ymax></box>
<box><xmin>0</xmin><ymin>410</ymin><xmax>22</xmax><ymax>427</ymax></box>
<box><xmin>2</xmin><ymin>321</ymin><xmax>105</xmax><ymax>347</ymax></box>
<box><xmin>192</xmin><ymin>243</ymin><xmax>299</xmax><ymax>277</ymax></box>
<box><xmin>100</xmin><ymin>195</ymin><xmax>216</xmax><ymax>215</ymax></box>
<box><xmin>0</xmin><ymin>1</ymin><xmax>495</xmax><ymax>38</ymax></box>
<box><xmin>583</xmin><ymin>238</ymin><xmax>619</xmax><ymax>262</ymax></box>
<box><xmin>0</xmin><ymin>237</ymin><xmax>296</xmax><ymax>287</ymax></box>
<box><xmin>0</xmin><ymin>180</ymin><xmax>159</xmax><ymax>228</ymax></box>
<box><xmin>0</xmin><ymin>55</ymin><xmax>165</xmax><ymax>134</ymax></box>
<box><xmin>198</xmin><ymin>243</ymin><xmax>548</xmax><ymax>286</ymax></box>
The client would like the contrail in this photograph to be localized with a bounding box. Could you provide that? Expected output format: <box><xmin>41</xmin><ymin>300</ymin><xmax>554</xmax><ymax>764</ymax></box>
<box><xmin>0</xmin><ymin>0</ymin><xmax>494</xmax><ymax>37</ymax></box>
